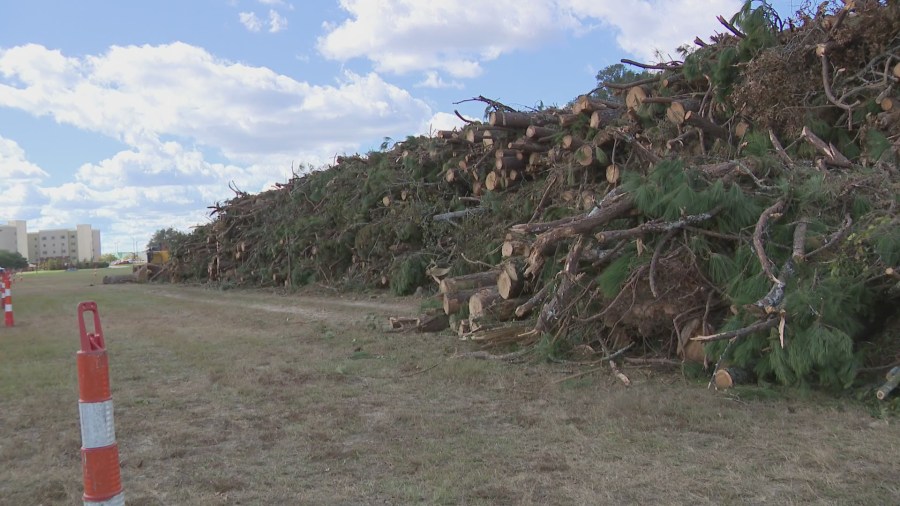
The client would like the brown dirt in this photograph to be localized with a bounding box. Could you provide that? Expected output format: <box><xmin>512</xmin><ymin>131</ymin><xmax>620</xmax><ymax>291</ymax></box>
<box><xmin>1</xmin><ymin>269</ymin><xmax>898</xmax><ymax>505</ymax></box>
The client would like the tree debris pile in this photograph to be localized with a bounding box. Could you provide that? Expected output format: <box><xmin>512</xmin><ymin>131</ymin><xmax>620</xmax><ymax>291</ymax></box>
<box><xmin>169</xmin><ymin>1</ymin><xmax>899</xmax><ymax>391</ymax></box>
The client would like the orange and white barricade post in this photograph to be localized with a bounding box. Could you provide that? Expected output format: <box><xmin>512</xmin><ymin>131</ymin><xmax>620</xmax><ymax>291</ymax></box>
<box><xmin>76</xmin><ymin>302</ymin><xmax>124</xmax><ymax>505</ymax></box>
<box><xmin>3</xmin><ymin>270</ymin><xmax>12</xmax><ymax>327</ymax></box>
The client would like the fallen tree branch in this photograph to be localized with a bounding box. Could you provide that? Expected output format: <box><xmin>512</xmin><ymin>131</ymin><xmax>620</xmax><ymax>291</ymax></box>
<box><xmin>433</xmin><ymin>207</ymin><xmax>488</xmax><ymax>222</ymax></box>
<box><xmin>550</xmin><ymin>343</ymin><xmax>635</xmax><ymax>384</ymax></box>
<box><xmin>452</xmin><ymin>95</ymin><xmax>516</xmax><ymax>113</ymax></box>
<box><xmin>806</xmin><ymin>214</ymin><xmax>853</xmax><ymax>260</ymax></box>
<box><xmin>691</xmin><ymin>317</ymin><xmax>780</xmax><ymax>343</ymax></box>
<box><xmin>769</xmin><ymin>129</ymin><xmax>794</xmax><ymax>165</ymax></box>
<box><xmin>525</xmin><ymin>196</ymin><xmax>635</xmax><ymax>278</ymax></box>
<box><xmin>817</xmin><ymin>45</ymin><xmax>856</xmax><ymax>113</ymax></box>
<box><xmin>717</xmin><ymin>14</ymin><xmax>746</xmax><ymax>38</ymax></box>
<box><xmin>753</xmin><ymin>198</ymin><xmax>786</xmax><ymax>284</ymax></box>
<box><xmin>620</xmin><ymin>58</ymin><xmax>683</xmax><ymax>70</ymax></box>
<box><xmin>593</xmin><ymin>206</ymin><xmax>721</xmax><ymax>246</ymax></box>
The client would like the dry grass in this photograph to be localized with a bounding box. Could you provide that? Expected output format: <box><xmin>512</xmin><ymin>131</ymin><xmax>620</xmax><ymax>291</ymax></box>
<box><xmin>1</xmin><ymin>268</ymin><xmax>898</xmax><ymax>505</ymax></box>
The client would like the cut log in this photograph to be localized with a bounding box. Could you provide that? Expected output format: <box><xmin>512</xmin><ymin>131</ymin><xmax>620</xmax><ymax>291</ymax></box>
<box><xmin>417</xmin><ymin>313</ymin><xmax>449</xmax><ymax>333</ymax></box>
<box><xmin>575</xmin><ymin>144</ymin><xmax>607</xmax><ymax>167</ymax></box>
<box><xmin>382</xmin><ymin>195</ymin><xmax>392</xmax><ymax>207</ymax></box>
<box><xmin>443</xmin><ymin>289</ymin><xmax>474</xmax><ymax>315</ymax></box>
<box><xmin>605</xmin><ymin>164</ymin><xmax>621</xmax><ymax>184</ymax></box>
<box><xmin>102</xmin><ymin>274</ymin><xmax>136</xmax><ymax>284</ymax></box>
<box><xmin>714</xmin><ymin>367</ymin><xmax>754</xmax><ymax>389</ymax></box>
<box><xmin>439</xmin><ymin>270</ymin><xmax>501</xmax><ymax>294</ymax></box>
<box><xmin>684</xmin><ymin>111</ymin><xmax>728</xmax><ymax>139</ymax></box>
<box><xmin>496</xmin><ymin>156</ymin><xmax>525</xmax><ymax>172</ymax></box>
<box><xmin>508</xmin><ymin>138</ymin><xmax>549</xmax><ymax>153</ymax></box>
<box><xmin>734</xmin><ymin>120</ymin><xmax>751</xmax><ymax>138</ymax></box>
<box><xmin>666</xmin><ymin>100</ymin><xmax>700</xmax><ymax>125</ymax></box>
<box><xmin>525</xmin><ymin>125</ymin><xmax>557</xmax><ymax>139</ymax></box>
<box><xmin>489</xmin><ymin>111</ymin><xmax>556</xmax><ymax>128</ymax></box>
<box><xmin>497</xmin><ymin>259</ymin><xmax>526</xmax><ymax>299</ymax></box>
<box><xmin>625</xmin><ymin>86</ymin><xmax>649</xmax><ymax>110</ymax></box>
<box><xmin>558</xmin><ymin>113</ymin><xmax>580</xmax><ymax>128</ymax></box>
<box><xmin>876</xmin><ymin>366</ymin><xmax>900</xmax><ymax>400</ymax></box>
<box><xmin>485</xmin><ymin>171</ymin><xmax>503</xmax><ymax>191</ymax></box>
<box><xmin>501</xmin><ymin>239</ymin><xmax>530</xmax><ymax>258</ymax></box>
<box><xmin>879</xmin><ymin>97</ymin><xmax>894</xmax><ymax>112</ymax></box>
<box><xmin>473</xmin><ymin>297</ymin><xmax>524</xmax><ymax>322</ymax></box>
<box><xmin>468</xmin><ymin>287</ymin><xmax>501</xmax><ymax>318</ymax></box>
<box><xmin>589</xmin><ymin>108</ymin><xmax>621</xmax><ymax>129</ymax></box>
<box><xmin>561</xmin><ymin>134</ymin><xmax>583</xmax><ymax>151</ymax></box>
<box><xmin>894</xmin><ymin>62</ymin><xmax>900</xmax><ymax>79</ymax></box>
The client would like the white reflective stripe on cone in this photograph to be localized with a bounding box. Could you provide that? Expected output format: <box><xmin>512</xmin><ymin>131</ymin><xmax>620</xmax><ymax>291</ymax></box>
<box><xmin>78</xmin><ymin>400</ymin><xmax>116</xmax><ymax>449</ymax></box>
<box><xmin>85</xmin><ymin>492</ymin><xmax>125</xmax><ymax>506</ymax></box>
<box><xmin>4</xmin><ymin>304</ymin><xmax>10</xmax><ymax>311</ymax></box>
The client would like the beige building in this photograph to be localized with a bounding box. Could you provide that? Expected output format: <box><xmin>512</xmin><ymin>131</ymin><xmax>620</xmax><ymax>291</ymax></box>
<box><xmin>0</xmin><ymin>220</ymin><xmax>101</xmax><ymax>263</ymax></box>
<box><xmin>0</xmin><ymin>220</ymin><xmax>28</xmax><ymax>259</ymax></box>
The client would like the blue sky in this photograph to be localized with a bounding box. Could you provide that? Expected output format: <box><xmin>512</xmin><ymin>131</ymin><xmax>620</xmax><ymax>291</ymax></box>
<box><xmin>0</xmin><ymin>0</ymin><xmax>802</xmax><ymax>254</ymax></box>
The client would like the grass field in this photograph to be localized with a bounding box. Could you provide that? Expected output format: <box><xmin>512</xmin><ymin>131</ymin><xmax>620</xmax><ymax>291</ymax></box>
<box><xmin>1</xmin><ymin>269</ymin><xmax>898</xmax><ymax>505</ymax></box>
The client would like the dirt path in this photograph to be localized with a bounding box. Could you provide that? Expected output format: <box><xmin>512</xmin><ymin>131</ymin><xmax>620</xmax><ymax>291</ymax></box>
<box><xmin>146</xmin><ymin>285</ymin><xmax>420</xmax><ymax>325</ymax></box>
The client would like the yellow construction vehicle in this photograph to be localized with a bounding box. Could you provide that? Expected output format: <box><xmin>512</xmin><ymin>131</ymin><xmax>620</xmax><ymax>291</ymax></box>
<box><xmin>146</xmin><ymin>243</ymin><xmax>170</xmax><ymax>265</ymax></box>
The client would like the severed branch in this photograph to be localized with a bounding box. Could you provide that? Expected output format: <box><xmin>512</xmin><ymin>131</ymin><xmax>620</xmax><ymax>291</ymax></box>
<box><xmin>604</xmin><ymin>74</ymin><xmax>663</xmax><ymax>90</ymax></box>
<box><xmin>524</xmin><ymin>195</ymin><xmax>634</xmax><ymax>278</ymax></box>
<box><xmin>452</xmin><ymin>95</ymin><xmax>517</xmax><ymax>113</ymax></box>
<box><xmin>649</xmin><ymin>229</ymin><xmax>678</xmax><ymax>298</ymax></box>
<box><xmin>717</xmin><ymin>15</ymin><xmax>746</xmax><ymax>38</ymax></box>
<box><xmin>792</xmin><ymin>219</ymin><xmax>808</xmax><ymax>262</ymax></box>
<box><xmin>550</xmin><ymin>343</ymin><xmax>635</xmax><ymax>384</ymax></box>
<box><xmin>753</xmin><ymin>198</ymin><xmax>786</xmax><ymax>284</ymax></box>
<box><xmin>593</xmin><ymin>206</ymin><xmax>721</xmax><ymax>247</ymax></box>
<box><xmin>433</xmin><ymin>207</ymin><xmax>489</xmax><ymax>222</ymax></box>
<box><xmin>806</xmin><ymin>214</ymin><xmax>853</xmax><ymax>260</ymax></box>
<box><xmin>514</xmin><ymin>282</ymin><xmax>552</xmax><ymax>318</ymax></box>
<box><xmin>768</xmin><ymin>129</ymin><xmax>794</xmax><ymax>166</ymax></box>
<box><xmin>453</xmin><ymin>110</ymin><xmax>477</xmax><ymax>125</ymax></box>
<box><xmin>800</xmin><ymin>126</ymin><xmax>852</xmax><ymax>168</ymax></box>
<box><xmin>817</xmin><ymin>45</ymin><xmax>856</xmax><ymax>113</ymax></box>
<box><xmin>691</xmin><ymin>317</ymin><xmax>780</xmax><ymax>343</ymax></box>
<box><xmin>621</xmin><ymin>58</ymin><xmax>683</xmax><ymax>70</ymax></box>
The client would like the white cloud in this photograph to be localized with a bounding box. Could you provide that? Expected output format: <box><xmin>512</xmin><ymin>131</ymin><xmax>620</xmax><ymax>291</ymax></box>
<box><xmin>563</xmin><ymin>0</ymin><xmax>743</xmax><ymax>62</ymax></box>
<box><xmin>0</xmin><ymin>43</ymin><xmax>431</xmax><ymax>159</ymax></box>
<box><xmin>0</xmin><ymin>135</ymin><xmax>49</xmax><ymax>182</ymax></box>
<box><xmin>268</xmin><ymin>9</ymin><xmax>288</xmax><ymax>32</ymax></box>
<box><xmin>416</xmin><ymin>71</ymin><xmax>463</xmax><ymax>89</ymax></box>
<box><xmin>239</xmin><ymin>11</ymin><xmax>263</xmax><ymax>32</ymax></box>
<box><xmin>423</xmin><ymin>112</ymin><xmax>472</xmax><ymax>135</ymax></box>
<box><xmin>0</xmin><ymin>43</ymin><xmax>437</xmax><ymax>252</ymax></box>
<box><xmin>318</xmin><ymin>0</ymin><xmax>577</xmax><ymax>78</ymax></box>
<box><xmin>318</xmin><ymin>0</ymin><xmax>742</xmax><ymax>76</ymax></box>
